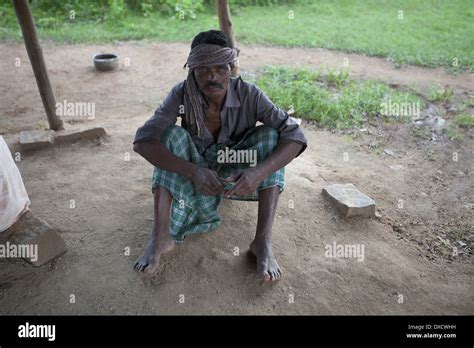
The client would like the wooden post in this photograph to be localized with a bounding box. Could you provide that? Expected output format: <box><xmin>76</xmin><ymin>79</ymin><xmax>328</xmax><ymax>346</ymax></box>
<box><xmin>13</xmin><ymin>0</ymin><xmax>64</xmax><ymax>131</ymax></box>
<box><xmin>216</xmin><ymin>0</ymin><xmax>239</xmax><ymax>77</ymax></box>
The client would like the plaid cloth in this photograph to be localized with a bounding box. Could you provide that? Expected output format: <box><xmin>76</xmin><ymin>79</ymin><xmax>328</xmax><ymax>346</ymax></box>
<box><xmin>151</xmin><ymin>124</ymin><xmax>285</xmax><ymax>243</ymax></box>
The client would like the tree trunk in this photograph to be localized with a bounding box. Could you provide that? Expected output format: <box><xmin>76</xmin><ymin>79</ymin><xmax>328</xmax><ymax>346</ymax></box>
<box><xmin>216</xmin><ymin>0</ymin><xmax>240</xmax><ymax>77</ymax></box>
<box><xmin>13</xmin><ymin>0</ymin><xmax>64</xmax><ymax>131</ymax></box>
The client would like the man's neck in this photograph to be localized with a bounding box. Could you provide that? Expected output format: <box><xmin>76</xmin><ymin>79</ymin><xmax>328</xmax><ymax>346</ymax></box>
<box><xmin>203</xmin><ymin>92</ymin><xmax>226</xmax><ymax>110</ymax></box>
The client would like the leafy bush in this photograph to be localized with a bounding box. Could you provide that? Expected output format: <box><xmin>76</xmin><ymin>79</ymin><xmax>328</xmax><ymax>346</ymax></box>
<box><xmin>0</xmin><ymin>0</ymin><xmax>295</xmax><ymax>23</ymax></box>
<box><xmin>0</xmin><ymin>0</ymin><xmax>208</xmax><ymax>24</ymax></box>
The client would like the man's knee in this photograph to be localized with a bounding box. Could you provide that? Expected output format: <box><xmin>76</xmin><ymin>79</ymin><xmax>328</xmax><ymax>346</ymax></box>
<box><xmin>162</xmin><ymin>125</ymin><xmax>190</xmax><ymax>143</ymax></box>
<box><xmin>159</xmin><ymin>125</ymin><xmax>194</xmax><ymax>158</ymax></box>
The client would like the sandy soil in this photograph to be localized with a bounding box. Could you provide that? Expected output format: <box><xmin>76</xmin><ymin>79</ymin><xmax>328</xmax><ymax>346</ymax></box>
<box><xmin>0</xmin><ymin>42</ymin><xmax>473</xmax><ymax>315</ymax></box>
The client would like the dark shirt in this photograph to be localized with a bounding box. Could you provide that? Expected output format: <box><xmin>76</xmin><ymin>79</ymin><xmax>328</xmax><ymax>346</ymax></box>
<box><xmin>134</xmin><ymin>76</ymin><xmax>307</xmax><ymax>157</ymax></box>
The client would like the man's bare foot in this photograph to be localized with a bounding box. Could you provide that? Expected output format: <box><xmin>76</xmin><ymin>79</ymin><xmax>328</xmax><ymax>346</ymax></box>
<box><xmin>134</xmin><ymin>230</ymin><xmax>175</xmax><ymax>275</ymax></box>
<box><xmin>249</xmin><ymin>238</ymin><xmax>281</xmax><ymax>281</ymax></box>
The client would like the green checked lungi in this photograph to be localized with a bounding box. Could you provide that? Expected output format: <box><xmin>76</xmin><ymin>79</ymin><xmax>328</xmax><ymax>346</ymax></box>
<box><xmin>151</xmin><ymin>124</ymin><xmax>285</xmax><ymax>243</ymax></box>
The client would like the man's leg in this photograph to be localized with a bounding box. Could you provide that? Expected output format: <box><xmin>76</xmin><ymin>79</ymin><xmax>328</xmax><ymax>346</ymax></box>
<box><xmin>134</xmin><ymin>185</ymin><xmax>175</xmax><ymax>274</ymax></box>
<box><xmin>250</xmin><ymin>185</ymin><xmax>282</xmax><ymax>281</ymax></box>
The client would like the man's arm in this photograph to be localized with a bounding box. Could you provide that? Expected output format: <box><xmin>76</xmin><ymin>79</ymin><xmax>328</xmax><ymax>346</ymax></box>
<box><xmin>133</xmin><ymin>141</ymin><xmax>195</xmax><ymax>179</ymax></box>
<box><xmin>255</xmin><ymin>141</ymin><xmax>303</xmax><ymax>179</ymax></box>
<box><xmin>133</xmin><ymin>141</ymin><xmax>224</xmax><ymax>196</ymax></box>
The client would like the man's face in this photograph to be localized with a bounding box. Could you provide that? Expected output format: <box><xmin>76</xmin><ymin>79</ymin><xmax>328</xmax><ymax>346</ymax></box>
<box><xmin>193</xmin><ymin>64</ymin><xmax>231</xmax><ymax>101</ymax></box>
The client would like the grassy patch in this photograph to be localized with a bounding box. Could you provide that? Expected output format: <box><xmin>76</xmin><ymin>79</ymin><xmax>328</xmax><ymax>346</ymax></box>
<box><xmin>1</xmin><ymin>0</ymin><xmax>473</xmax><ymax>70</ymax></box>
<box><xmin>254</xmin><ymin>66</ymin><xmax>424</xmax><ymax>128</ymax></box>
<box><xmin>453</xmin><ymin>114</ymin><xmax>474</xmax><ymax>128</ymax></box>
<box><xmin>448</xmin><ymin>227</ymin><xmax>470</xmax><ymax>241</ymax></box>
<box><xmin>443</xmin><ymin>124</ymin><xmax>464</xmax><ymax>141</ymax></box>
<box><xmin>441</xmin><ymin>113</ymin><xmax>474</xmax><ymax>142</ymax></box>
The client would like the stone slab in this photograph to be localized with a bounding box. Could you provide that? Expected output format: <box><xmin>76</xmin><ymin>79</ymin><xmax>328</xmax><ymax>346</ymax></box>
<box><xmin>54</xmin><ymin>127</ymin><xmax>106</xmax><ymax>144</ymax></box>
<box><xmin>19</xmin><ymin>126</ymin><xmax>106</xmax><ymax>151</ymax></box>
<box><xmin>2</xmin><ymin>211</ymin><xmax>67</xmax><ymax>266</ymax></box>
<box><xmin>19</xmin><ymin>129</ymin><xmax>54</xmax><ymax>150</ymax></box>
<box><xmin>322</xmin><ymin>183</ymin><xmax>376</xmax><ymax>217</ymax></box>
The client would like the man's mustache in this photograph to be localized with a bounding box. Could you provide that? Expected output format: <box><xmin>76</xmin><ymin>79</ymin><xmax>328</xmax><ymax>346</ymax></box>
<box><xmin>207</xmin><ymin>82</ymin><xmax>224</xmax><ymax>89</ymax></box>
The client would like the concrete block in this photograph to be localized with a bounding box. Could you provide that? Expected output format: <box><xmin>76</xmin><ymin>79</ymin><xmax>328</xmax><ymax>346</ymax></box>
<box><xmin>322</xmin><ymin>183</ymin><xmax>375</xmax><ymax>217</ymax></box>
<box><xmin>54</xmin><ymin>126</ymin><xmax>106</xmax><ymax>144</ymax></box>
<box><xmin>3</xmin><ymin>211</ymin><xmax>67</xmax><ymax>266</ymax></box>
<box><xmin>19</xmin><ymin>126</ymin><xmax>106</xmax><ymax>151</ymax></box>
<box><xmin>19</xmin><ymin>130</ymin><xmax>54</xmax><ymax>151</ymax></box>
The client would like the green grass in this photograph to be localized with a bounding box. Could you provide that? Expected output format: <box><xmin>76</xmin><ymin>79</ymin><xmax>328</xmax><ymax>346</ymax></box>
<box><xmin>253</xmin><ymin>66</ymin><xmax>424</xmax><ymax>128</ymax></box>
<box><xmin>453</xmin><ymin>114</ymin><xmax>474</xmax><ymax>128</ymax></box>
<box><xmin>442</xmin><ymin>113</ymin><xmax>474</xmax><ymax>142</ymax></box>
<box><xmin>448</xmin><ymin>228</ymin><xmax>468</xmax><ymax>241</ymax></box>
<box><xmin>428</xmin><ymin>84</ymin><xmax>454</xmax><ymax>103</ymax></box>
<box><xmin>443</xmin><ymin>124</ymin><xmax>464</xmax><ymax>141</ymax></box>
<box><xmin>1</xmin><ymin>0</ymin><xmax>473</xmax><ymax>70</ymax></box>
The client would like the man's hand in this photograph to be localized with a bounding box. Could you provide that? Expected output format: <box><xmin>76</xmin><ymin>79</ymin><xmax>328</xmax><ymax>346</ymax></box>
<box><xmin>221</xmin><ymin>141</ymin><xmax>303</xmax><ymax>198</ymax></box>
<box><xmin>191</xmin><ymin>166</ymin><xmax>224</xmax><ymax>196</ymax></box>
<box><xmin>222</xmin><ymin>168</ymin><xmax>264</xmax><ymax>198</ymax></box>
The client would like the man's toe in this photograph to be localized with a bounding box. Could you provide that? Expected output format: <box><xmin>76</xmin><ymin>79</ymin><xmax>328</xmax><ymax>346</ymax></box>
<box><xmin>270</xmin><ymin>267</ymin><xmax>281</xmax><ymax>281</ymax></box>
<box><xmin>271</xmin><ymin>270</ymin><xmax>278</xmax><ymax>281</ymax></box>
<box><xmin>133</xmin><ymin>261</ymin><xmax>140</xmax><ymax>272</ymax></box>
<box><xmin>137</xmin><ymin>262</ymin><xmax>147</xmax><ymax>273</ymax></box>
<box><xmin>260</xmin><ymin>269</ymin><xmax>271</xmax><ymax>281</ymax></box>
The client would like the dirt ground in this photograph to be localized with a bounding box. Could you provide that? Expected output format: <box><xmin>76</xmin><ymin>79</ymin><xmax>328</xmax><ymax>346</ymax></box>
<box><xmin>0</xmin><ymin>42</ymin><xmax>473</xmax><ymax>315</ymax></box>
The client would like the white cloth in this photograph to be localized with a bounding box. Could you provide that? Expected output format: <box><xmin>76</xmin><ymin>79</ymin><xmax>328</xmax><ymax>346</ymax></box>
<box><xmin>0</xmin><ymin>136</ymin><xmax>30</xmax><ymax>232</ymax></box>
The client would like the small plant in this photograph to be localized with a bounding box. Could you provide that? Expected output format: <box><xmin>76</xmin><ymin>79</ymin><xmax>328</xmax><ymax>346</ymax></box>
<box><xmin>373</xmin><ymin>145</ymin><xmax>383</xmax><ymax>155</ymax></box>
<box><xmin>449</xmin><ymin>228</ymin><xmax>467</xmax><ymax>241</ymax></box>
<box><xmin>428</xmin><ymin>84</ymin><xmax>454</xmax><ymax>103</ymax></box>
<box><xmin>412</xmin><ymin>126</ymin><xmax>431</xmax><ymax>141</ymax></box>
<box><xmin>426</xmin><ymin>147</ymin><xmax>436</xmax><ymax>161</ymax></box>
<box><xmin>443</xmin><ymin>124</ymin><xmax>464</xmax><ymax>141</ymax></box>
<box><xmin>323</xmin><ymin>67</ymin><xmax>350</xmax><ymax>88</ymax></box>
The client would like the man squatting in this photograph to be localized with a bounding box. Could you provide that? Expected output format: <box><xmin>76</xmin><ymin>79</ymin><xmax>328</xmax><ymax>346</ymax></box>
<box><xmin>133</xmin><ymin>30</ymin><xmax>308</xmax><ymax>281</ymax></box>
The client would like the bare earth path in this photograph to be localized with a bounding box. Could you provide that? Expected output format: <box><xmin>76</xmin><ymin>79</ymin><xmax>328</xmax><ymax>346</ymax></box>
<box><xmin>0</xmin><ymin>42</ymin><xmax>472</xmax><ymax>314</ymax></box>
